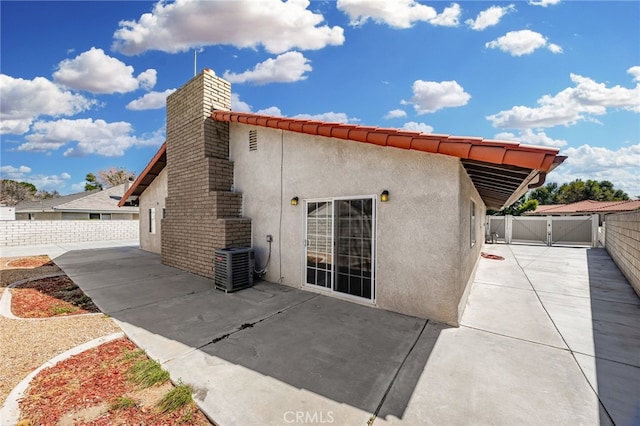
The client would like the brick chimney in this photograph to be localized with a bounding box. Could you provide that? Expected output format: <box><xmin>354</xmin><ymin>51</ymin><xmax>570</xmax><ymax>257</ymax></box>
<box><xmin>161</xmin><ymin>69</ymin><xmax>251</xmax><ymax>278</ymax></box>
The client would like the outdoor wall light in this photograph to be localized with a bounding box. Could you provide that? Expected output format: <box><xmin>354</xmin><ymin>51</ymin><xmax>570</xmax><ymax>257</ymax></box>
<box><xmin>291</xmin><ymin>196</ymin><xmax>299</xmax><ymax>206</ymax></box>
<box><xmin>380</xmin><ymin>190</ymin><xmax>389</xmax><ymax>202</ymax></box>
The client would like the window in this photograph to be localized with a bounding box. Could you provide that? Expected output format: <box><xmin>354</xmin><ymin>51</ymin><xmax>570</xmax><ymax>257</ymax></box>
<box><xmin>162</xmin><ymin>208</ymin><xmax>167</xmax><ymax>219</ymax></box>
<box><xmin>101</xmin><ymin>213</ymin><xmax>111</xmax><ymax>220</ymax></box>
<box><xmin>470</xmin><ymin>200</ymin><xmax>476</xmax><ymax>247</ymax></box>
<box><xmin>89</xmin><ymin>213</ymin><xmax>100</xmax><ymax>220</ymax></box>
<box><xmin>149</xmin><ymin>208</ymin><xmax>156</xmax><ymax>234</ymax></box>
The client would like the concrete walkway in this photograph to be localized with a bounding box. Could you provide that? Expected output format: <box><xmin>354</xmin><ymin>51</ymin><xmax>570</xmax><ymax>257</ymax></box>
<box><xmin>2</xmin><ymin>242</ymin><xmax>639</xmax><ymax>425</ymax></box>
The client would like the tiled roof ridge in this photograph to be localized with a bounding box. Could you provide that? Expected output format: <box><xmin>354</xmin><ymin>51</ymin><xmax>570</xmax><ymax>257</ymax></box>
<box><xmin>575</xmin><ymin>199</ymin><xmax>640</xmax><ymax>212</ymax></box>
<box><xmin>533</xmin><ymin>199</ymin><xmax>640</xmax><ymax>214</ymax></box>
<box><xmin>211</xmin><ymin>110</ymin><xmax>563</xmax><ymax>172</ymax></box>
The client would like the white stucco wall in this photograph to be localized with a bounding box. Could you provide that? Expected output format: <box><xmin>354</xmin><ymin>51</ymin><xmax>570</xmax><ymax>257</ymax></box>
<box><xmin>139</xmin><ymin>168</ymin><xmax>168</xmax><ymax>254</ymax></box>
<box><xmin>230</xmin><ymin>124</ymin><xmax>486</xmax><ymax>325</ymax></box>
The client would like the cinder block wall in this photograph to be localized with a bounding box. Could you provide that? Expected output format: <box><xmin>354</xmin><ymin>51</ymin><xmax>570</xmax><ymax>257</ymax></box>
<box><xmin>161</xmin><ymin>69</ymin><xmax>251</xmax><ymax>278</ymax></box>
<box><xmin>605</xmin><ymin>211</ymin><xmax>640</xmax><ymax>296</ymax></box>
<box><xmin>0</xmin><ymin>220</ymin><xmax>139</xmax><ymax>246</ymax></box>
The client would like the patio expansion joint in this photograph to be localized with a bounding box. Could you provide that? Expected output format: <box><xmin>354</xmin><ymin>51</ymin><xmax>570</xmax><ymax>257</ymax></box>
<box><xmin>104</xmin><ymin>289</ymin><xmax>213</xmax><ymax>316</ymax></box>
<box><xmin>534</xmin><ymin>287</ymin><xmax>640</xmax><ymax>307</ymax></box>
<box><xmin>367</xmin><ymin>319</ymin><xmax>429</xmax><ymax>426</ymax></box>
<box><xmin>196</xmin><ymin>293</ymin><xmax>322</xmax><ymax>351</ymax></box>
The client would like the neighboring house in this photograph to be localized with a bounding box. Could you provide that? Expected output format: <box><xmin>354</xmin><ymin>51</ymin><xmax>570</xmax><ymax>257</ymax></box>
<box><xmin>121</xmin><ymin>69</ymin><xmax>566</xmax><ymax>326</ymax></box>
<box><xmin>528</xmin><ymin>200</ymin><xmax>640</xmax><ymax>224</ymax></box>
<box><xmin>16</xmin><ymin>184</ymin><xmax>139</xmax><ymax>220</ymax></box>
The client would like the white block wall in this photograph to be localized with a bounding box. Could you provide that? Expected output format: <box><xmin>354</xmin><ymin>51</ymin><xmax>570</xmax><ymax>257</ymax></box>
<box><xmin>0</xmin><ymin>220</ymin><xmax>139</xmax><ymax>246</ymax></box>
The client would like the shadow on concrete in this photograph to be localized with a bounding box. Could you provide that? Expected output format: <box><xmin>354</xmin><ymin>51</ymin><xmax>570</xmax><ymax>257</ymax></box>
<box><xmin>585</xmin><ymin>248</ymin><xmax>640</xmax><ymax>426</ymax></box>
<box><xmin>54</xmin><ymin>247</ymin><xmax>441</xmax><ymax>420</ymax></box>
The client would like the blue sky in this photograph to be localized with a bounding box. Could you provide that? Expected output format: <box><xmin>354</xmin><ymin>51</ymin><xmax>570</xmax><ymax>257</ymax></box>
<box><xmin>1</xmin><ymin>0</ymin><xmax>639</xmax><ymax>197</ymax></box>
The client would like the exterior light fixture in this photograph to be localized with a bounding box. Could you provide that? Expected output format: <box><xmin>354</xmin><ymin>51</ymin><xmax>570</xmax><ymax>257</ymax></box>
<box><xmin>291</xmin><ymin>196</ymin><xmax>299</xmax><ymax>206</ymax></box>
<box><xmin>380</xmin><ymin>190</ymin><xmax>389</xmax><ymax>202</ymax></box>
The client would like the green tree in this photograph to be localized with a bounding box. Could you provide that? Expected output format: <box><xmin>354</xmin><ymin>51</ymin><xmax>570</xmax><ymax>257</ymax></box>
<box><xmin>528</xmin><ymin>182</ymin><xmax>559</xmax><ymax>205</ymax></box>
<box><xmin>494</xmin><ymin>196</ymin><xmax>538</xmax><ymax>216</ymax></box>
<box><xmin>84</xmin><ymin>173</ymin><xmax>103</xmax><ymax>191</ymax></box>
<box><xmin>556</xmin><ymin>179</ymin><xmax>629</xmax><ymax>203</ymax></box>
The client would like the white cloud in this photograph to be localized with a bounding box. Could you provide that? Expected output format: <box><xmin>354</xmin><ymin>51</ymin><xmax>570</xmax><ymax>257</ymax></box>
<box><xmin>465</xmin><ymin>4</ymin><xmax>514</xmax><ymax>31</ymax></box>
<box><xmin>529</xmin><ymin>0</ymin><xmax>561</xmax><ymax>7</ymax></box>
<box><xmin>628</xmin><ymin>66</ymin><xmax>640</xmax><ymax>82</ymax></box>
<box><xmin>547</xmin><ymin>43</ymin><xmax>563</xmax><ymax>54</ymax></box>
<box><xmin>53</xmin><ymin>47</ymin><xmax>157</xmax><ymax>94</ymax></box>
<box><xmin>112</xmin><ymin>0</ymin><xmax>344</xmax><ymax>55</ymax></box>
<box><xmin>137</xmin><ymin>69</ymin><xmax>158</xmax><ymax>90</ymax></box>
<box><xmin>256</xmin><ymin>106</ymin><xmax>283</xmax><ymax>116</ymax></box>
<box><xmin>548</xmin><ymin>144</ymin><xmax>640</xmax><ymax>197</ymax></box>
<box><xmin>231</xmin><ymin>93</ymin><xmax>282</xmax><ymax>116</ymax></box>
<box><xmin>127</xmin><ymin>89</ymin><xmax>177</xmax><ymax>110</ymax></box>
<box><xmin>337</xmin><ymin>0</ymin><xmax>461</xmax><ymax>28</ymax></box>
<box><xmin>16</xmin><ymin>118</ymin><xmax>163</xmax><ymax>157</ymax></box>
<box><xmin>0</xmin><ymin>164</ymin><xmax>71</xmax><ymax>191</ymax></box>
<box><xmin>223</xmin><ymin>52</ymin><xmax>312</xmax><ymax>85</ymax></box>
<box><xmin>293</xmin><ymin>112</ymin><xmax>359</xmax><ymax>123</ymax></box>
<box><xmin>401</xmin><ymin>80</ymin><xmax>471</xmax><ymax>114</ymax></box>
<box><xmin>485</xmin><ymin>29</ymin><xmax>562</xmax><ymax>56</ymax></box>
<box><xmin>402</xmin><ymin>122</ymin><xmax>434</xmax><ymax>133</ymax></box>
<box><xmin>231</xmin><ymin>93</ymin><xmax>253</xmax><ymax>112</ymax></box>
<box><xmin>0</xmin><ymin>74</ymin><xmax>94</xmax><ymax>135</ymax></box>
<box><xmin>494</xmin><ymin>129</ymin><xmax>567</xmax><ymax>147</ymax></box>
<box><xmin>429</xmin><ymin>3</ymin><xmax>461</xmax><ymax>27</ymax></box>
<box><xmin>487</xmin><ymin>72</ymin><xmax>640</xmax><ymax>129</ymax></box>
<box><xmin>384</xmin><ymin>109</ymin><xmax>407</xmax><ymax>119</ymax></box>
<box><xmin>0</xmin><ymin>165</ymin><xmax>32</xmax><ymax>177</ymax></box>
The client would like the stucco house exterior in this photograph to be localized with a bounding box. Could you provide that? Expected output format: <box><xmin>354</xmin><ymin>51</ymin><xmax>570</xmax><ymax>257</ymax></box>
<box><xmin>16</xmin><ymin>184</ymin><xmax>139</xmax><ymax>221</ymax></box>
<box><xmin>121</xmin><ymin>69</ymin><xmax>566</xmax><ymax>326</ymax></box>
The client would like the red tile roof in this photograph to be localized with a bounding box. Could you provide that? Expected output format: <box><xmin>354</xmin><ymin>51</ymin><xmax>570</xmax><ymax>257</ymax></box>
<box><xmin>211</xmin><ymin>110</ymin><xmax>564</xmax><ymax>173</ymax></box>
<box><xmin>531</xmin><ymin>200</ymin><xmax>640</xmax><ymax>214</ymax></box>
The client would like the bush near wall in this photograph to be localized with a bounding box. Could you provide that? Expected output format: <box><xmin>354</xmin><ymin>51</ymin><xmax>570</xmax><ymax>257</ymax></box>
<box><xmin>0</xmin><ymin>220</ymin><xmax>139</xmax><ymax>246</ymax></box>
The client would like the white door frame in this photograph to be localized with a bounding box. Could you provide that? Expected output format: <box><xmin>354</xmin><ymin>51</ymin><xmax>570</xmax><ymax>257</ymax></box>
<box><xmin>302</xmin><ymin>195</ymin><xmax>377</xmax><ymax>303</ymax></box>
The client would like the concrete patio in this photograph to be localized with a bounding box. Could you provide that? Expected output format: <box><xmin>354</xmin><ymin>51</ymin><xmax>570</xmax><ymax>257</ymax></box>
<box><xmin>2</xmin><ymin>241</ymin><xmax>639</xmax><ymax>425</ymax></box>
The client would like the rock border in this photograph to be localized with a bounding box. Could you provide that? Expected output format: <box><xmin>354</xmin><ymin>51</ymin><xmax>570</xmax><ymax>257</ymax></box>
<box><xmin>0</xmin><ymin>332</ymin><xmax>125</xmax><ymax>426</ymax></box>
<box><xmin>0</xmin><ymin>273</ymin><xmax>103</xmax><ymax>320</ymax></box>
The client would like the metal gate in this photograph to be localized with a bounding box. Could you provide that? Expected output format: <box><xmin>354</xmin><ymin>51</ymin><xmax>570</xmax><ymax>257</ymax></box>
<box><xmin>486</xmin><ymin>215</ymin><xmax>598</xmax><ymax>247</ymax></box>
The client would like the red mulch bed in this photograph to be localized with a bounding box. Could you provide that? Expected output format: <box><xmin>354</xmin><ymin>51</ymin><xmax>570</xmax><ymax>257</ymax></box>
<box><xmin>4</xmin><ymin>256</ymin><xmax>56</xmax><ymax>269</ymax></box>
<box><xmin>19</xmin><ymin>337</ymin><xmax>211</xmax><ymax>425</ymax></box>
<box><xmin>12</xmin><ymin>276</ymin><xmax>100</xmax><ymax>318</ymax></box>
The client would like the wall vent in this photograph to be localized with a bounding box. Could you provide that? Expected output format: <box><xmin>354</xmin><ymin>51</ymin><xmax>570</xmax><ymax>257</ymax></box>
<box><xmin>214</xmin><ymin>247</ymin><xmax>255</xmax><ymax>292</ymax></box>
<box><xmin>249</xmin><ymin>130</ymin><xmax>258</xmax><ymax>151</ymax></box>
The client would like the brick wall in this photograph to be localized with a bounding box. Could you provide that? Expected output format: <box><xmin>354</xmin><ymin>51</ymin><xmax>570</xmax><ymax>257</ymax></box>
<box><xmin>605</xmin><ymin>211</ymin><xmax>640</xmax><ymax>297</ymax></box>
<box><xmin>0</xmin><ymin>220</ymin><xmax>139</xmax><ymax>246</ymax></box>
<box><xmin>161</xmin><ymin>69</ymin><xmax>251</xmax><ymax>278</ymax></box>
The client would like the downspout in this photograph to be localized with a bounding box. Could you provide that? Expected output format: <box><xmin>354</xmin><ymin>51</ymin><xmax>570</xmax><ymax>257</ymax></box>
<box><xmin>528</xmin><ymin>171</ymin><xmax>547</xmax><ymax>189</ymax></box>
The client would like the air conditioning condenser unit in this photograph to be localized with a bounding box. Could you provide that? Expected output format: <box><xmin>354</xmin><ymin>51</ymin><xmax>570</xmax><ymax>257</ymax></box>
<box><xmin>214</xmin><ymin>247</ymin><xmax>255</xmax><ymax>292</ymax></box>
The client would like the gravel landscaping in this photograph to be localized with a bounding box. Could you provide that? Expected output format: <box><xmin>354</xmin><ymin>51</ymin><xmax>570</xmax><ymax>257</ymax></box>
<box><xmin>1</xmin><ymin>255</ymin><xmax>211</xmax><ymax>425</ymax></box>
<box><xmin>0</xmin><ymin>255</ymin><xmax>121</xmax><ymax>404</ymax></box>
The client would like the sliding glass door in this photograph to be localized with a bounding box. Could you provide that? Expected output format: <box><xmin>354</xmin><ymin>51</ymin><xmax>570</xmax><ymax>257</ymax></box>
<box><xmin>304</xmin><ymin>197</ymin><xmax>375</xmax><ymax>301</ymax></box>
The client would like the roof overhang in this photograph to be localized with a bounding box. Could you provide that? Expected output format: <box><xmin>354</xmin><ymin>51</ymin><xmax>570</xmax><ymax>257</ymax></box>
<box><xmin>119</xmin><ymin>143</ymin><xmax>166</xmax><ymax>207</ymax></box>
<box><xmin>211</xmin><ymin>111</ymin><xmax>568</xmax><ymax>210</ymax></box>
